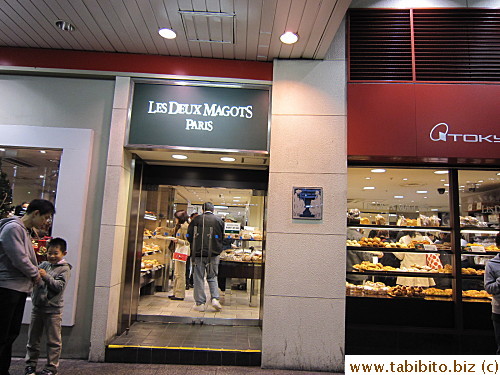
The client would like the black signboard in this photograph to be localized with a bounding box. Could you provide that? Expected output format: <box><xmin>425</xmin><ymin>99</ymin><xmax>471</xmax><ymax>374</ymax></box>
<box><xmin>128</xmin><ymin>83</ymin><xmax>270</xmax><ymax>151</ymax></box>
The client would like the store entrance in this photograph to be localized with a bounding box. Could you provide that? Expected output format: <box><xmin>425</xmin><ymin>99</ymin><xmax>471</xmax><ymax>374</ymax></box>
<box><xmin>119</xmin><ymin>161</ymin><xmax>268</xmax><ymax>334</ymax></box>
<box><xmin>138</xmin><ymin>184</ymin><xmax>265</xmax><ymax>324</ymax></box>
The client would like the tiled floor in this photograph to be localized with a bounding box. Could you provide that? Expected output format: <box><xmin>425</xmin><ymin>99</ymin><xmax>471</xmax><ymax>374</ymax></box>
<box><xmin>139</xmin><ymin>281</ymin><xmax>260</xmax><ymax>320</ymax></box>
<box><xmin>111</xmin><ymin>322</ymin><xmax>262</xmax><ymax>350</ymax></box>
<box><xmin>10</xmin><ymin>357</ymin><xmax>341</xmax><ymax>374</ymax></box>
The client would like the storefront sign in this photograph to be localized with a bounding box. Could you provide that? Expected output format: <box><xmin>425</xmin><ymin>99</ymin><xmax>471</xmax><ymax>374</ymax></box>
<box><xmin>128</xmin><ymin>83</ymin><xmax>270</xmax><ymax>151</ymax></box>
<box><xmin>348</xmin><ymin>84</ymin><xmax>500</xmax><ymax>160</ymax></box>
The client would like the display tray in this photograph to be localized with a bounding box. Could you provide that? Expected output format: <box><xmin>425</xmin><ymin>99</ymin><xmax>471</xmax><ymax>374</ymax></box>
<box><xmin>347</xmin><ymin>270</ymin><xmax>451</xmax><ymax>278</ymax></box>
<box><xmin>140</xmin><ymin>264</ymin><xmax>165</xmax><ymax>274</ymax></box>
<box><xmin>460</xmin><ymin>226</ymin><xmax>499</xmax><ymax>232</ymax></box>
<box><xmin>347</xmin><ymin>293</ymin><xmax>491</xmax><ymax>303</ymax></box>
<box><xmin>387</xmin><ymin>292</ymin><xmax>425</xmax><ymax>299</ymax></box>
<box><xmin>347</xmin><ymin>246</ymin><xmax>452</xmax><ymax>253</ymax></box>
<box><xmin>348</xmin><ymin>224</ymin><xmax>450</xmax><ymax>231</ymax></box>
<box><xmin>141</xmin><ymin>250</ymin><xmax>162</xmax><ymax>256</ymax></box>
<box><xmin>462</xmin><ymin>250</ymin><xmax>500</xmax><ymax>255</ymax></box>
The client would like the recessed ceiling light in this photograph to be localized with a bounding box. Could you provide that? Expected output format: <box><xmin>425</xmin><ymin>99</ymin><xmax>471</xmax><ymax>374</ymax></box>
<box><xmin>371</xmin><ymin>169</ymin><xmax>386</xmax><ymax>173</ymax></box>
<box><xmin>234</xmin><ymin>196</ymin><xmax>241</xmax><ymax>199</ymax></box>
<box><xmin>365</xmin><ymin>177</ymin><xmax>371</xmax><ymax>180</ymax></box>
<box><xmin>440</xmin><ymin>179</ymin><xmax>446</xmax><ymax>182</ymax></box>
<box><xmin>159</xmin><ymin>28</ymin><xmax>176</xmax><ymax>39</ymax></box>
<box><xmin>39</xmin><ymin>175</ymin><xmax>44</xmax><ymax>178</ymax></box>
<box><xmin>233</xmin><ymin>200</ymin><xmax>240</xmax><ymax>202</ymax></box>
<box><xmin>0</xmin><ymin>148</ymin><xmax>5</xmax><ymax>151</ymax></box>
<box><xmin>434</xmin><ymin>171</ymin><xmax>448</xmax><ymax>174</ymax></box>
<box><xmin>424</xmin><ymin>197</ymin><xmax>428</xmax><ymax>199</ymax></box>
<box><xmin>416</xmin><ymin>190</ymin><xmax>428</xmax><ymax>194</ymax></box>
<box><xmin>172</xmin><ymin>154</ymin><xmax>188</xmax><ymax>160</ymax></box>
<box><xmin>40</xmin><ymin>150</ymin><xmax>46</xmax><ymax>154</ymax></box>
<box><xmin>394</xmin><ymin>196</ymin><xmax>404</xmax><ymax>199</ymax></box>
<box><xmin>280</xmin><ymin>31</ymin><xmax>299</xmax><ymax>44</ymax></box>
<box><xmin>497</xmin><ymin>173</ymin><xmax>500</xmax><ymax>176</ymax></box>
<box><xmin>363</xmin><ymin>187</ymin><xmax>375</xmax><ymax>190</ymax></box>
<box><xmin>402</xmin><ymin>178</ymin><xmax>408</xmax><ymax>181</ymax></box>
<box><xmin>55</xmin><ymin>20</ymin><xmax>75</xmax><ymax>32</ymax></box>
<box><xmin>431</xmin><ymin>208</ymin><xmax>439</xmax><ymax>211</ymax></box>
<box><xmin>444</xmin><ymin>183</ymin><xmax>449</xmax><ymax>187</ymax></box>
<box><xmin>478</xmin><ymin>180</ymin><xmax>484</xmax><ymax>183</ymax></box>
<box><xmin>220</xmin><ymin>157</ymin><xmax>236</xmax><ymax>162</ymax></box>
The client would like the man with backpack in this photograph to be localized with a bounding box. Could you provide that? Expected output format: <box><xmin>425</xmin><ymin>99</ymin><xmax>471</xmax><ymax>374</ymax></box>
<box><xmin>187</xmin><ymin>202</ymin><xmax>224</xmax><ymax>312</ymax></box>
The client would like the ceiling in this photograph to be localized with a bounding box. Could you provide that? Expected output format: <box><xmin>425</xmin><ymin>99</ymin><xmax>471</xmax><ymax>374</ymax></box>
<box><xmin>0</xmin><ymin>0</ymin><xmax>351</xmax><ymax>62</ymax></box>
<box><xmin>173</xmin><ymin>185</ymin><xmax>254</xmax><ymax>206</ymax></box>
<box><xmin>132</xmin><ymin>148</ymin><xmax>268</xmax><ymax>169</ymax></box>
<box><xmin>348</xmin><ymin>167</ymin><xmax>500</xmax><ymax>215</ymax></box>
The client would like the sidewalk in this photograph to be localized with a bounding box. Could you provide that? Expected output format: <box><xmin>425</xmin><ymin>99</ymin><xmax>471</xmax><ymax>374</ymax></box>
<box><xmin>10</xmin><ymin>358</ymin><xmax>342</xmax><ymax>375</ymax></box>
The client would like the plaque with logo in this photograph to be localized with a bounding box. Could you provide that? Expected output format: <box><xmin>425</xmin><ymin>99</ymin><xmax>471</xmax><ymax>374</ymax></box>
<box><xmin>292</xmin><ymin>187</ymin><xmax>323</xmax><ymax>220</ymax></box>
<box><xmin>128</xmin><ymin>82</ymin><xmax>270</xmax><ymax>152</ymax></box>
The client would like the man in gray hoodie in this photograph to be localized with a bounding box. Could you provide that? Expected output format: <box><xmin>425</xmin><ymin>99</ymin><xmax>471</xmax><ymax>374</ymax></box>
<box><xmin>484</xmin><ymin>233</ymin><xmax>500</xmax><ymax>354</ymax></box>
<box><xmin>0</xmin><ymin>199</ymin><xmax>55</xmax><ymax>375</ymax></box>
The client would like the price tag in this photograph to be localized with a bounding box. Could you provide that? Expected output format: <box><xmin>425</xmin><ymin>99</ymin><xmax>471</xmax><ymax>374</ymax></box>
<box><xmin>224</xmin><ymin>222</ymin><xmax>241</xmax><ymax>235</ymax></box>
<box><xmin>470</xmin><ymin>245</ymin><xmax>486</xmax><ymax>253</ymax></box>
<box><xmin>423</xmin><ymin>244</ymin><xmax>438</xmax><ymax>251</ymax></box>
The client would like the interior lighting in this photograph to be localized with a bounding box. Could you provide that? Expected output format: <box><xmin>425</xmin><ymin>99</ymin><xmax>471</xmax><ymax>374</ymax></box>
<box><xmin>233</xmin><ymin>196</ymin><xmax>241</xmax><ymax>199</ymax></box>
<box><xmin>371</xmin><ymin>169</ymin><xmax>386</xmax><ymax>173</ymax></box>
<box><xmin>431</xmin><ymin>209</ymin><xmax>439</xmax><ymax>211</ymax></box>
<box><xmin>55</xmin><ymin>20</ymin><xmax>75</xmax><ymax>32</ymax></box>
<box><xmin>220</xmin><ymin>157</ymin><xmax>236</xmax><ymax>162</ymax></box>
<box><xmin>497</xmin><ymin>173</ymin><xmax>500</xmax><ymax>176</ymax></box>
<box><xmin>363</xmin><ymin>187</ymin><xmax>375</xmax><ymax>190</ymax></box>
<box><xmin>444</xmin><ymin>184</ymin><xmax>450</xmax><ymax>187</ymax></box>
<box><xmin>365</xmin><ymin>177</ymin><xmax>371</xmax><ymax>180</ymax></box>
<box><xmin>0</xmin><ymin>148</ymin><xmax>5</xmax><ymax>151</ymax></box>
<box><xmin>434</xmin><ymin>171</ymin><xmax>448</xmax><ymax>174</ymax></box>
<box><xmin>280</xmin><ymin>31</ymin><xmax>299</xmax><ymax>44</ymax></box>
<box><xmin>39</xmin><ymin>175</ymin><xmax>44</xmax><ymax>178</ymax></box>
<box><xmin>394</xmin><ymin>196</ymin><xmax>404</xmax><ymax>198</ymax></box>
<box><xmin>416</xmin><ymin>190</ymin><xmax>428</xmax><ymax>194</ymax></box>
<box><xmin>159</xmin><ymin>28</ymin><xmax>176</xmax><ymax>39</ymax></box>
<box><xmin>172</xmin><ymin>154</ymin><xmax>188</xmax><ymax>160</ymax></box>
<box><xmin>233</xmin><ymin>199</ymin><xmax>240</xmax><ymax>202</ymax></box>
<box><xmin>478</xmin><ymin>180</ymin><xmax>484</xmax><ymax>183</ymax></box>
<box><xmin>40</xmin><ymin>150</ymin><xmax>46</xmax><ymax>154</ymax></box>
<box><xmin>402</xmin><ymin>178</ymin><xmax>408</xmax><ymax>181</ymax></box>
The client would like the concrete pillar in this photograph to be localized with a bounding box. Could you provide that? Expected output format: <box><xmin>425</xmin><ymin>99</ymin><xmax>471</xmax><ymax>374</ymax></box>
<box><xmin>89</xmin><ymin>77</ymin><xmax>133</xmax><ymax>361</ymax></box>
<box><xmin>262</xmin><ymin>24</ymin><xmax>347</xmax><ymax>372</ymax></box>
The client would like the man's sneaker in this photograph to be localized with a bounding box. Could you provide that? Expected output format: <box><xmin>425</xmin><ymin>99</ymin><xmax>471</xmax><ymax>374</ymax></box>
<box><xmin>193</xmin><ymin>303</ymin><xmax>205</xmax><ymax>312</ymax></box>
<box><xmin>40</xmin><ymin>369</ymin><xmax>56</xmax><ymax>375</ymax></box>
<box><xmin>25</xmin><ymin>366</ymin><xmax>36</xmax><ymax>375</ymax></box>
<box><xmin>211</xmin><ymin>298</ymin><xmax>222</xmax><ymax>311</ymax></box>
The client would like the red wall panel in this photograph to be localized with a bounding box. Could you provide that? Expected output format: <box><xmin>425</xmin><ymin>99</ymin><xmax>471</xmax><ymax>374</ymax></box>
<box><xmin>0</xmin><ymin>47</ymin><xmax>273</xmax><ymax>82</ymax></box>
<box><xmin>347</xmin><ymin>83</ymin><xmax>417</xmax><ymax>157</ymax></box>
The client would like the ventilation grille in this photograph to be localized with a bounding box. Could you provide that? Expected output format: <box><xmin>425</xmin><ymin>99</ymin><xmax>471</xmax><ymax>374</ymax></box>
<box><xmin>349</xmin><ymin>9</ymin><xmax>412</xmax><ymax>81</ymax></box>
<box><xmin>413</xmin><ymin>9</ymin><xmax>500</xmax><ymax>81</ymax></box>
<box><xmin>349</xmin><ymin>8</ymin><xmax>500</xmax><ymax>82</ymax></box>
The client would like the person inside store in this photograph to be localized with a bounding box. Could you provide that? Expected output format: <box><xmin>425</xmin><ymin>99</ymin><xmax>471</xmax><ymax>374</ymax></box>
<box><xmin>395</xmin><ymin>231</ymin><xmax>435</xmax><ymax>287</ymax></box>
<box><xmin>434</xmin><ymin>232</ymin><xmax>452</xmax><ymax>289</ymax></box>
<box><xmin>374</xmin><ymin>230</ymin><xmax>399</xmax><ymax>286</ymax></box>
<box><xmin>187</xmin><ymin>202</ymin><xmax>224</xmax><ymax>312</ymax></box>
<box><xmin>484</xmin><ymin>233</ymin><xmax>500</xmax><ymax>354</ymax></box>
<box><xmin>168</xmin><ymin>210</ymin><xmax>190</xmax><ymax>301</ymax></box>
<box><xmin>14</xmin><ymin>202</ymin><xmax>29</xmax><ymax>217</ymax></box>
<box><xmin>0</xmin><ymin>199</ymin><xmax>55</xmax><ymax>375</ymax></box>
<box><xmin>184</xmin><ymin>212</ymin><xmax>199</xmax><ymax>290</ymax></box>
<box><xmin>346</xmin><ymin>228</ymin><xmax>383</xmax><ymax>285</ymax></box>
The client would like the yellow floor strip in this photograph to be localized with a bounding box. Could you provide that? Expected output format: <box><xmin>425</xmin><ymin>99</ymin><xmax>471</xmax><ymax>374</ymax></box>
<box><xmin>108</xmin><ymin>344</ymin><xmax>261</xmax><ymax>353</ymax></box>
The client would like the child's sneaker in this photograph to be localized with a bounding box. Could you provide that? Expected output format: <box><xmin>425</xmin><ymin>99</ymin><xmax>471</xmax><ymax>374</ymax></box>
<box><xmin>40</xmin><ymin>369</ymin><xmax>56</xmax><ymax>375</ymax></box>
<box><xmin>25</xmin><ymin>366</ymin><xmax>36</xmax><ymax>375</ymax></box>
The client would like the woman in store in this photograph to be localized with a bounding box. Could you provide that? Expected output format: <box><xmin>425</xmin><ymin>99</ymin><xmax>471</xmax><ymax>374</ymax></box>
<box><xmin>394</xmin><ymin>231</ymin><xmax>435</xmax><ymax>287</ymax></box>
<box><xmin>168</xmin><ymin>210</ymin><xmax>190</xmax><ymax>301</ymax></box>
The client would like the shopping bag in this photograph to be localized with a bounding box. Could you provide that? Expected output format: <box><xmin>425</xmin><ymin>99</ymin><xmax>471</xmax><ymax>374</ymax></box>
<box><xmin>173</xmin><ymin>244</ymin><xmax>189</xmax><ymax>262</ymax></box>
<box><xmin>426</xmin><ymin>253</ymin><xmax>443</xmax><ymax>270</ymax></box>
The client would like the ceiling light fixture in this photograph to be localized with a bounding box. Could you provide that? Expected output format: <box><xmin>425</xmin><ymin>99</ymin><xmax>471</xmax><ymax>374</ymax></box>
<box><xmin>280</xmin><ymin>31</ymin><xmax>299</xmax><ymax>44</ymax></box>
<box><xmin>55</xmin><ymin>20</ymin><xmax>75</xmax><ymax>32</ymax></box>
<box><xmin>434</xmin><ymin>171</ymin><xmax>448</xmax><ymax>174</ymax></box>
<box><xmin>402</xmin><ymin>178</ymin><xmax>408</xmax><ymax>181</ymax></box>
<box><xmin>416</xmin><ymin>190</ymin><xmax>428</xmax><ymax>194</ymax></box>
<box><xmin>159</xmin><ymin>28</ymin><xmax>177</xmax><ymax>39</ymax></box>
<box><xmin>394</xmin><ymin>196</ymin><xmax>404</xmax><ymax>198</ymax></box>
<box><xmin>0</xmin><ymin>148</ymin><xmax>5</xmax><ymax>152</ymax></box>
<box><xmin>220</xmin><ymin>157</ymin><xmax>236</xmax><ymax>162</ymax></box>
<box><xmin>40</xmin><ymin>150</ymin><xmax>46</xmax><ymax>154</ymax></box>
<box><xmin>371</xmin><ymin>169</ymin><xmax>386</xmax><ymax>173</ymax></box>
<box><xmin>172</xmin><ymin>154</ymin><xmax>188</xmax><ymax>160</ymax></box>
<box><xmin>363</xmin><ymin>187</ymin><xmax>375</xmax><ymax>190</ymax></box>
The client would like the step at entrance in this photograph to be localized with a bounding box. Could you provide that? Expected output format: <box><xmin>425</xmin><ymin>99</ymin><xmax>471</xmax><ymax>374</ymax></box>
<box><xmin>105</xmin><ymin>322</ymin><xmax>262</xmax><ymax>366</ymax></box>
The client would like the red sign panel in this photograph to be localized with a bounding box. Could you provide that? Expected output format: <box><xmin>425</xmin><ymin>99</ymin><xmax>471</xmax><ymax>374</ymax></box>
<box><xmin>348</xmin><ymin>83</ymin><xmax>500</xmax><ymax>161</ymax></box>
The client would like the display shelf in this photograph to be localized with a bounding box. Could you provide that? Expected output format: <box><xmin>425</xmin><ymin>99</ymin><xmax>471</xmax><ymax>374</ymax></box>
<box><xmin>140</xmin><ymin>264</ymin><xmax>165</xmax><ymax>275</ymax></box>
<box><xmin>462</xmin><ymin>250</ymin><xmax>499</xmax><ymax>255</ymax></box>
<box><xmin>141</xmin><ymin>250</ymin><xmax>162</xmax><ymax>256</ymax></box>
<box><xmin>348</xmin><ymin>224</ymin><xmax>450</xmax><ymax>232</ymax></box>
<box><xmin>225</xmin><ymin>236</ymin><xmax>263</xmax><ymax>241</ymax></box>
<box><xmin>347</xmin><ymin>246</ymin><xmax>453</xmax><ymax>254</ymax></box>
<box><xmin>460</xmin><ymin>227</ymin><xmax>499</xmax><ymax>233</ymax></box>
<box><xmin>347</xmin><ymin>270</ymin><xmax>452</xmax><ymax>278</ymax></box>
